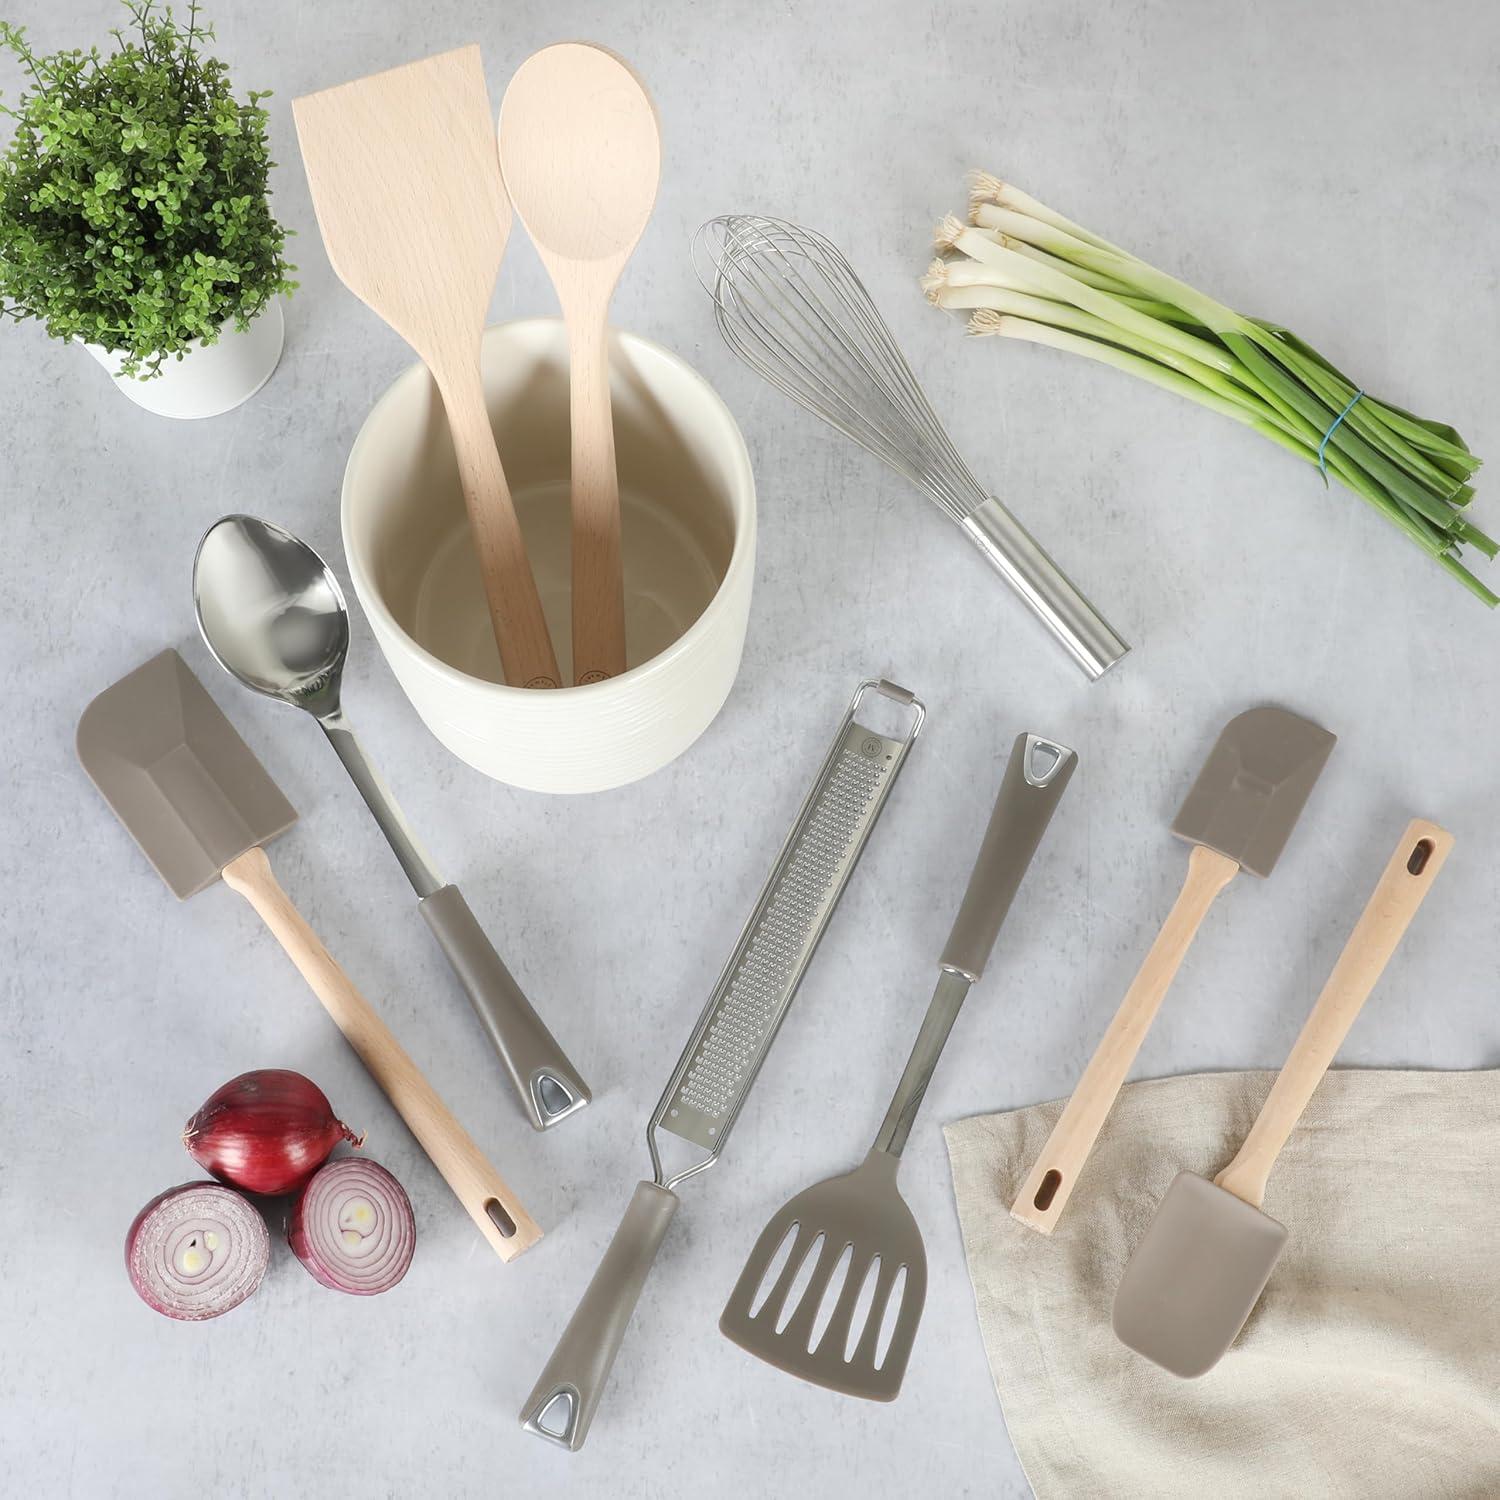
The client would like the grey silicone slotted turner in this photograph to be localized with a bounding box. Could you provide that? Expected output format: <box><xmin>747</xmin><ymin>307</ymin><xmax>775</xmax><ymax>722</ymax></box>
<box><xmin>720</xmin><ymin>731</ymin><xmax>1076</xmax><ymax>1399</ymax></box>
<box><xmin>519</xmin><ymin>679</ymin><xmax>924</xmax><ymax>1451</ymax></box>
<box><xmin>1112</xmin><ymin>818</ymin><xmax>1453</xmax><ymax>1377</ymax></box>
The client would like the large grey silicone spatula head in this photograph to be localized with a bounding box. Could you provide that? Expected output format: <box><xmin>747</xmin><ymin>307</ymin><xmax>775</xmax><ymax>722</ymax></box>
<box><xmin>1112</xmin><ymin>818</ymin><xmax>1452</xmax><ymax>1377</ymax></box>
<box><xmin>1010</xmin><ymin>705</ymin><xmax>1337</xmax><ymax>1233</ymax></box>
<box><xmin>77</xmin><ymin>649</ymin><xmax>296</xmax><ymax>896</ymax></box>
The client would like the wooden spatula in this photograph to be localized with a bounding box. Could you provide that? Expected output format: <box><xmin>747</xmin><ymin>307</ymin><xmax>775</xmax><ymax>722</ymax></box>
<box><xmin>294</xmin><ymin>46</ymin><xmax>560</xmax><ymax>689</ymax></box>
<box><xmin>498</xmin><ymin>44</ymin><xmax>661</xmax><ymax>684</ymax></box>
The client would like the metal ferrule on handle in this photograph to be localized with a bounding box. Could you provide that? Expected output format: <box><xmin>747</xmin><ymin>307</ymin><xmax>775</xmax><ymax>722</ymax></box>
<box><xmin>873</xmin><ymin>732</ymin><xmax>1078</xmax><ymax>1157</ymax></box>
<box><xmin>520</xmin><ymin>1181</ymin><xmax>680</xmax><ymax>1451</ymax></box>
<box><xmin>961</xmin><ymin>497</ymin><xmax>1129</xmax><ymax>682</ymax></box>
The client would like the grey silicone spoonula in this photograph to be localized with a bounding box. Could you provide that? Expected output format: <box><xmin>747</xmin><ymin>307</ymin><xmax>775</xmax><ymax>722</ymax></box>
<box><xmin>193</xmin><ymin>514</ymin><xmax>590</xmax><ymax>1131</ymax></box>
<box><xmin>719</xmin><ymin>730</ymin><xmax>1077</xmax><ymax>1399</ymax></box>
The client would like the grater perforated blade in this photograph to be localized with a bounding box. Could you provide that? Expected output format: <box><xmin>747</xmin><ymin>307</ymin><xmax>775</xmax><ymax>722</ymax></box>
<box><xmin>520</xmin><ymin>679</ymin><xmax>923</xmax><ymax>1452</ymax></box>
<box><xmin>655</xmin><ymin>684</ymin><xmax>920</xmax><ymax>1162</ymax></box>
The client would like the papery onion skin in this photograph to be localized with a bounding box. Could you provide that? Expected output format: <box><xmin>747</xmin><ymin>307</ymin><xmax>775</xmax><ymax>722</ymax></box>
<box><xmin>184</xmin><ymin>1069</ymin><xmax>361</xmax><ymax>1196</ymax></box>
<box><xmin>125</xmin><ymin>1182</ymin><xmax>270</xmax><ymax>1321</ymax></box>
<box><xmin>289</xmin><ymin>1158</ymin><xmax>415</xmax><ymax>1295</ymax></box>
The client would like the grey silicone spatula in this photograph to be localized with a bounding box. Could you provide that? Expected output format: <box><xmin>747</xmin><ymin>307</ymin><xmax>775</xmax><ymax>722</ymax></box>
<box><xmin>1113</xmin><ymin>818</ymin><xmax>1452</xmax><ymax>1377</ymax></box>
<box><xmin>77</xmin><ymin>650</ymin><xmax>541</xmax><ymax>1262</ymax></box>
<box><xmin>293</xmin><ymin>46</ymin><xmax>561</xmax><ymax>689</ymax></box>
<box><xmin>720</xmin><ymin>731</ymin><xmax>1077</xmax><ymax>1400</ymax></box>
<box><xmin>193</xmin><ymin>514</ymin><xmax>589</xmax><ymax>1131</ymax></box>
<box><xmin>1011</xmin><ymin>706</ymin><xmax>1336</xmax><ymax>1233</ymax></box>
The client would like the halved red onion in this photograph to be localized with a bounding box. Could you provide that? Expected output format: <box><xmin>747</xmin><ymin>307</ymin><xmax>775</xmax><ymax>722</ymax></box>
<box><xmin>125</xmin><ymin>1182</ymin><xmax>270</xmax><ymax>1321</ymax></box>
<box><xmin>288</xmin><ymin>1158</ymin><xmax>415</xmax><ymax>1295</ymax></box>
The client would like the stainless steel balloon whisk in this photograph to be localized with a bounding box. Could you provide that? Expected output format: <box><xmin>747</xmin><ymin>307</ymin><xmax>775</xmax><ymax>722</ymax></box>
<box><xmin>693</xmin><ymin>214</ymin><xmax>1129</xmax><ymax>680</ymax></box>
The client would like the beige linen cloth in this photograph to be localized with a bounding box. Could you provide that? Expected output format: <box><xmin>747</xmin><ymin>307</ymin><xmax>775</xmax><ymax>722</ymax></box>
<box><xmin>943</xmin><ymin>1069</ymin><xmax>1500</xmax><ymax>1499</ymax></box>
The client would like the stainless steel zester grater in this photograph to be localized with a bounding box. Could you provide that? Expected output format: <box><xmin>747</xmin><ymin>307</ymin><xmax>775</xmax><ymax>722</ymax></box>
<box><xmin>520</xmin><ymin>679</ymin><xmax>924</xmax><ymax>1451</ymax></box>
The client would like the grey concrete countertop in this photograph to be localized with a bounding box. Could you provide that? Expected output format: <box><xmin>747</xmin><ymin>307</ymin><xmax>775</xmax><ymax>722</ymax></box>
<box><xmin>3</xmin><ymin>2</ymin><xmax>1497</xmax><ymax>1495</ymax></box>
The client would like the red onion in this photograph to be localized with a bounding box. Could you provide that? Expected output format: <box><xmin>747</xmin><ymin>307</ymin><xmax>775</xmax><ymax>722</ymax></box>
<box><xmin>125</xmin><ymin>1182</ymin><xmax>270</xmax><ymax>1321</ymax></box>
<box><xmin>184</xmin><ymin>1069</ymin><xmax>362</xmax><ymax>1196</ymax></box>
<box><xmin>289</xmin><ymin>1158</ymin><xmax>415</xmax><ymax>1295</ymax></box>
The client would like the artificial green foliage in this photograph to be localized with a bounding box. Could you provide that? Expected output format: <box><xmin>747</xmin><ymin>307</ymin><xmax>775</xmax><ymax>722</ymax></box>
<box><xmin>0</xmin><ymin>1</ymin><xmax>295</xmax><ymax>376</ymax></box>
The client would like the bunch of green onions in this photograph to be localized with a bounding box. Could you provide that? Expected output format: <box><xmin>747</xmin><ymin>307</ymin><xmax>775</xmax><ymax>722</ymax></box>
<box><xmin>924</xmin><ymin>173</ymin><xmax>1494</xmax><ymax>605</ymax></box>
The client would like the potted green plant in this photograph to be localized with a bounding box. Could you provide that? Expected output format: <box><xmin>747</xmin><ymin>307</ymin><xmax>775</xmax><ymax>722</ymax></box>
<box><xmin>0</xmin><ymin>1</ymin><xmax>296</xmax><ymax>418</ymax></box>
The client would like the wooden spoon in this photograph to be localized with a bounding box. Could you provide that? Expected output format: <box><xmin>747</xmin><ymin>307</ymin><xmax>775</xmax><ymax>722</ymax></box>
<box><xmin>294</xmin><ymin>46</ymin><xmax>561</xmax><ymax>689</ymax></box>
<box><xmin>498</xmin><ymin>44</ymin><xmax>661</xmax><ymax>685</ymax></box>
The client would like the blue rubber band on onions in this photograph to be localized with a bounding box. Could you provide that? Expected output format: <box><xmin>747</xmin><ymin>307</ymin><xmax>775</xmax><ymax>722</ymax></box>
<box><xmin>288</xmin><ymin>1158</ymin><xmax>415</xmax><ymax>1295</ymax></box>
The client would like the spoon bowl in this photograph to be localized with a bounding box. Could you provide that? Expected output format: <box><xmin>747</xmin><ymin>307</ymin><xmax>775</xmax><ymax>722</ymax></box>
<box><xmin>194</xmin><ymin>515</ymin><xmax>349</xmax><ymax>715</ymax></box>
<box><xmin>497</xmin><ymin>43</ymin><xmax>660</xmax><ymax>269</ymax></box>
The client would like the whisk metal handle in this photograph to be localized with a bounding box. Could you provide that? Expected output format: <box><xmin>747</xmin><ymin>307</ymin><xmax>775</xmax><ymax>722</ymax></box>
<box><xmin>962</xmin><ymin>496</ymin><xmax>1129</xmax><ymax>681</ymax></box>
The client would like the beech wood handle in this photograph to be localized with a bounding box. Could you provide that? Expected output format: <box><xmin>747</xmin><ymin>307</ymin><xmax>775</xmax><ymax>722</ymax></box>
<box><xmin>1010</xmin><ymin>842</ymin><xmax>1240</xmax><ymax>1232</ymax></box>
<box><xmin>437</xmin><ymin>364</ymin><xmax>561</xmax><ymax>690</ymax></box>
<box><xmin>221</xmin><ymin>846</ymin><xmax>542</xmax><ymax>1261</ymax></box>
<box><xmin>1215</xmin><ymin>818</ymin><xmax>1453</xmax><ymax>1207</ymax></box>
<box><xmin>566</xmin><ymin>307</ymin><xmax>626</xmax><ymax>685</ymax></box>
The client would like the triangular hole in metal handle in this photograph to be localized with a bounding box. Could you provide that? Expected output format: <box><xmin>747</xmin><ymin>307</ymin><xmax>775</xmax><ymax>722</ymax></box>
<box><xmin>1024</xmin><ymin>736</ymin><xmax>1067</xmax><ymax>787</ymax></box>
<box><xmin>529</xmin><ymin>1389</ymin><xmax>578</xmax><ymax>1444</ymax></box>
<box><xmin>535</xmin><ymin>1072</ymin><xmax>583</xmax><ymax>1121</ymax></box>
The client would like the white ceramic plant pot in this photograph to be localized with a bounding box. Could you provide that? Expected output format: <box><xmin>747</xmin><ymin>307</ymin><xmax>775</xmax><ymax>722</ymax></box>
<box><xmin>342</xmin><ymin>319</ymin><xmax>757</xmax><ymax>795</ymax></box>
<box><xmin>82</xmin><ymin>298</ymin><xmax>284</xmax><ymax>419</ymax></box>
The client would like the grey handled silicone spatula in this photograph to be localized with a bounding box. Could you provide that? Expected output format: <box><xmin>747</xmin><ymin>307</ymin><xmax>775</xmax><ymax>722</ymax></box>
<box><xmin>193</xmin><ymin>515</ymin><xmax>589</xmax><ymax>1131</ymax></box>
<box><xmin>1011</xmin><ymin>706</ymin><xmax>1336</xmax><ymax>1233</ymax></box>
<box><xmin>77</xmin><ymin>650</ymin><xmax>540</xmax><ymax>1260</ymax></box>
<box><xmin>720</xmin><ymin>731</ymin><xmax>1076</xmax><ymax>1399</ymax></box>
<box><xmin>1113</xmin><ymin>818</ymin><xmax>1452</xmax><ymax>1377</ymax></box>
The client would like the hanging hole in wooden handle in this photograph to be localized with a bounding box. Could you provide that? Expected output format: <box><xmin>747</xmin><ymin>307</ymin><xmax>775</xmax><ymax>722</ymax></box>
<box><xmin>486</xmin><ymin>1198</ymin><xmax>517</xmax><ymax>1238</ymax></box>
<box><xmin>1033</xmin><ymin>1170</ymin><xmax>1062</xmax><ymax>1212</ymax></box>
<box><xmin>1407</xmin><ymin>838</ymin><xmax>1434</xmax><ymax>876</ymax></box>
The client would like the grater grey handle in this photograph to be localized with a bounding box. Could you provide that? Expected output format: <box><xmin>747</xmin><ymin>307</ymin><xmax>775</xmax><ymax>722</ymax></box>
<box><xmin>941</xmin><ymin>732</ymin><xmax>1078</xmax><ymax>980</ymax></box>
<box><xmin>520</xmin><ymin>1181</ymin><xmax>679</xmax><ymax>1451</ymax></box>
<box><xmin>419</xmin><ymin>886</ymin><xmax>590</xmax><ymax>1130</ymax></box>
<box><xmin>961</xmin><ymin>497</ymin><xmax>1129</xmax><ymax>682</ymax></box>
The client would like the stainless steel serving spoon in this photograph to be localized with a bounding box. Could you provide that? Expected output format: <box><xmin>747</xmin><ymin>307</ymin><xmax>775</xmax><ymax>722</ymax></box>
<box><xmin>193</xmin><ymin>514</ymin><xmax>590</xmax><ymax>1130</ymax></box>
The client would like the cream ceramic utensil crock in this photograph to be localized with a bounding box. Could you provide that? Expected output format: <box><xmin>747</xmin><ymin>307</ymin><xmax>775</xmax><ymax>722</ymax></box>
<box><xmin>341</xmin><ymin>319</ymin><xmax>755</xmax><ymax>794</ymax></box>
